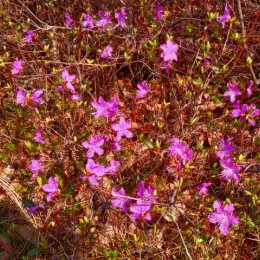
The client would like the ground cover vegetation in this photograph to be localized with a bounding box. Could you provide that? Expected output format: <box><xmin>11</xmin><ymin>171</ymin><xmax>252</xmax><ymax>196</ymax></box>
<box><xmin>0</xmin><ymin>0</ymin><xmax>259</xmax><ymax>259</ymax></box>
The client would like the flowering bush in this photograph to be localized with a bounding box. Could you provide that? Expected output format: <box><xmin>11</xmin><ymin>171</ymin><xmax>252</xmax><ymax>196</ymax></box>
<box><xmin>0</xmin><ymin>0</ymin><xmax>259</xmax><ymax>259</ymax></box>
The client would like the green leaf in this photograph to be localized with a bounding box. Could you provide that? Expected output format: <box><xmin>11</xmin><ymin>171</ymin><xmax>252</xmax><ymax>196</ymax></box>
<box><xmin>28</xmin><ymin>247</ymin><xmax>41</xmax><ymax>256</ymax></box>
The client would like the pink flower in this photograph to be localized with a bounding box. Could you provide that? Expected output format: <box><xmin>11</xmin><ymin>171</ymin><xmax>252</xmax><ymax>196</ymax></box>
<box><xmin>33</xmin><ymin>128</ymin><xmax>45</xmax><ymax>145</ymax></box>
<box><xmin>58</xmin><ymin>69</ymin><xmax>76</xmax><ymax>93</ymax></box>
<box><xmin>31</xmin><ymin>89</ymin><xmax>44</xmax><ymax>104</ymax></box>
<box><xmin>82</xmin><ymin>135</ymin><xmax>105</xmax><ymax>158</ymax></box>
<box><xmin>70</xmin><ymin>94</ymin><xmax>81</xmax><ymax>102</ymax></box>
<box><xmin>111</xmin><ymin>188</ymin><xmax>131</xmax><ymax>212</ymax></box>
<box><xmin>15</xmin><ymin>88</ymin><xmax>26</xmax><ymax>106</ymax></box>
<box><xmin>29</xmin><ymin>159</ymin><xmax>44</xmax><ymax>179</ymax></box>
<box><xmin>91</xmin><ymin>96</ymin><xmax>119</xmax><ymax>119</ymax></box>
<box><xmin>208</xmin><ymin>200</ymin><xmax>239</xmax><ymax>235</ymax></box>
<box><xmin>216</xmin><ymin>138</ymin><xmax>236</xmax><ymax>160</ymax></box>
<box><xmin>42</xmin><ymin>177</ymin><xmax>59</xmax><ymax>202</ymax></box>
<box><xmin>130</xmin><ymin>202</ymin><xmax>151</xmax><ymax>221</ymax></box>
<box><xmin>11</xmin><ymin>58</ymin><xmax>24</xmax><ymax>75</ymax></box>
<box><xmin>28</xmin><ymin>204</ymin><xmax>44</xmax><ymax>214</ymax></box>
<box><xmin>168</xmin><ymin>136</ymin><xmax>193</xmax><ymax>163</ymax></box>
<box><xmin>203</xmin><ymin>59</ymin><xmax>210</xmax><ymax>69</ymax></box>
<box><xmin>136</xmin><ymin>80</ymin><xmax>150</xmax><ymax>99</ymax></box>
<box><xmin>111</xmin><ymin>116</ymin><xmax>133</xmax><ymax>141</ymax></box>
<box><xmin>95</xmin><ymin>11</ymin><xmax>112</xmax><ymax>30</ymax></box>
<box><xmin>107</xmin><ymin>159</ymin><xmax>120</xmax><ymax>175</ymax></box>
<box><xmin>137</xmin><ymin>181</ymin><xmax>157</xmax><ymax>203</ymax></box>
<box><xmin>82</xmin><ymin>13</ymin><xmax>94</xmax><ymax>30</ymax></box>
<box><xmin>246</xmin><ymin>80</ymin><xmax>253</xmax><ymax>97</ymax></box>
<box><xmin>160</xmin><ymin>40</ymin><xmax>179</xmax><ymax>62</ymax></box>
<box><xmin>115</xmin><ymin>7</ymin><xmax>127</xmax><ymax>28</ymax></box>
<box><xmin>223</xmin><ymin>82</ymin><xmax>241</xmax><ymax>103</ymax></box>
<box><xmin>65</xmin><ymin>13</ymin><xmax>74</xmax><ymax>28</ymax></box>
<box><xmin>85</xmin><ymin>159</ymin><xmax>108</xmax><ymax>186</ymax></box>
<box><xmin>219</xmin><ymin>158</ymin><xmax>241</xmax><ymax>183</ymax></box>
<box><xmin>23</xmin><ymin>29</ymin><xmax>34</xmax><ymax>44</ymax></box>
<box><xmin>197</xmin><ymin>182</ymin><xmax>212</xmax><ymax>196</ymax></box>
<box><xmin>217</xmin><ymin>3</ymin><xmax>231</xmax><ymax>29</ymax></box>
<box><xmin>154</xmin><ymin>4</ymin><xmax>165</xmax><ymax>20</ymax></box>
<box><xmin>101</xmin><ymin>44</ymin><xmax>113</xmax><ymax>58</ymax></box>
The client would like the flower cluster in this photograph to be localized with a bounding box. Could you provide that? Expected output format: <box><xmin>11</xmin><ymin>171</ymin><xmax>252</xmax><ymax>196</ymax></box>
<box><xmin>111</xmin><ymin>181</ymin><xmax>157</xmax><ymax>221</ymax></box>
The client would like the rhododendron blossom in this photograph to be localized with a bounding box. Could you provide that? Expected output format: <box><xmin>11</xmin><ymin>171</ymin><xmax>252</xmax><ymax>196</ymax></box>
<box><xmin>136</xmin><ymin>80</ymin><xmax>150</xmax><ymax>99</ymax></box>
<box><xmin>216</xmin><ymin>138</ymin><xmax>236</xmax><ymax>160</ymax></box>
<box><xmin>23</xmin><ymin>29</ymin><xmax>34</xmax><ymax>44</ymax></box>
<box><xmin>217</xmin><ymin>3</ymin><xmax>231</xmax><ymax>29</ymax></box>
<box><xmin>101</xmin><ymin>44</ymin><xmax>113</xmax><ymax>58</ymax></box>
<box><xmin>230</xmin><ymin>101</ymin><xmax>260</xmax><ymax>126</ymax></box>
<box><xmin>28</xmin><ymin>204</ymin><xmax>44</xmax><ymax>214</ymax></box>
<box><xmin>154</xmin><ymin>4</ymin><xmax>165</xmax><ymax>20</ymax></box>
<box><xmin>82</xmin><ymin>13</ymin><xmax>94</xmax><ymax>30</ymax></box>
<box><xmin>31</xmin><ymin>89</ymin><xmax>44</xmax><ymax>104</ymax></box>
<box><xmin>219</xmin><ymin>158</ymin><xmax>241</xmax><ymax>182</ymax></box>
<box><xmin>95</xmin><ymin>11</ymin><xmax>112</xmax><ymax>30</ymax></box>
<box><xmin>115</xmin><ymin>7</ymin><xmax>127</xmax><ymax>28</ymax></box>
<box><xmin>16</xmin><ymin>88</ymin><xmax>26</xmax><ymax>106</ymax></box>
<box><xmin>160</xmin><ymin>40</ymin><xmax>179</xmax><ymax>62</ymax></box>
<box><xmin>91</xmin><ymin>96</ymin><xmax>119</xmax><ymax>119</ymax></box>
<box><xmin>223</xmin><ymin>83</ymin><xmax>241</xmax><ymax>103</ymax></box>
<box><xmin>29</xmin><ymin>159</ymin><xmax>44</xmax><ymax>179</ymax></box>
<box><xmin>85</xmin><ymin>159</ymin><xmax>108</xmax><ymax>186</ymax></box>
<box><xmin>208</xmin><ymin>200</ymin><xmax>239</xmax><ymax>235</ymax></box>
<box><xmin>246</xmin><ymin>80</ymin><xmax>253</xmax><ymax>97</ymax></box>
<box><xmin>111</xmin><ymin>188</ymin><xmax>131</xmax><ymax>212</ymax></box>
<box><xmin>137</xmin><ymin>182</ymin><xmax>157</xmax><ymax>203</ymax></box>
<box><xmin>82</xmin><ymin>135</ymin><xmax>105</xmax><ymax>158</ymax></box>
<box><xmin>107</xmin><ymin>159</ymin><xmax>120</xmax><ymax>175</ymax></box>
<box><xmin>197</xmin><ymin>182</ymin><xmax>212</xmax><ymax>196</ymax></box>
<box><xmin>42</xmin><ymin>177</ymin><xmax>59</xmax><ymax>202</ymax></box>
<box><xmin>130</xmin><ymin>202</ymin><xmax>151</xmax><ymax>221</ymax></box>
<box><xmin>64</xmin><ymin>13</ymin><xmax>74</xmax><ymax>28</ymax></box>
<box><xmin>12</xmin><ymin>58</ymin><xmax>24</xmax><ymax>75</ymax></box>
<box><xmin>111</xmin><ymin>116</ymin><xmax>133</xmax><ymax>141</ymax></box>
<box><xmin>168</xmin><ymin>136</ymin><xmax>193</xmax><ymax>164</ymax></box>
<box><xmin>33</xmin><ymin>128</ymin><xmax>45</xmax><ymax>145</ymax></box>
<box><xmin>58</xmin><ymin>69</ymin><xmax>76</xmax><ymax>93</ymax></box>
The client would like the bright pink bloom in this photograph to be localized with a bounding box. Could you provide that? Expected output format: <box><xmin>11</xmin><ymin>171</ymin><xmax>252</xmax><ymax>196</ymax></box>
<box><xmin>58</xmin><ymin>69</ymin><xmax>76</xmax><ymax>93</ymax></box>
<box><xmin>70</xmin><ymin>94</ymin><xmax>81</xmax><ymax>102</ymax></box>
<box><xmin>115</xmin><ymin>7</ymin><xmax>127</xmax><ymax>28</ymax></box>
<box><xmin>111</xmin><ymin>116</ymin><xmax>133</xmax><ymax>141</ymax></box>
<box><xmin>197</xmin><ymin>182</ymin><xmax>212</xmax><ymax>196</ymax></box>
<box><xmin>223</xmin><ymin>83</ymin><xmax>241</xmax><ymax>103</ymax></box>
<box><xmin>101</xmin><ymin>44</ymin><xmax>113</xmax><ymax>58</ymax></box>
<box><xmin>216</xmin><ymin>138</ymin><xmax>236</xmax><ymax>159</ymax></box>
<box><xmin>85</xmin><ymin>159</ymin><xmax>108</xmax><ymax>186</ymax></box>
<box><xmin>208</xmin><ymin>200</ymin><xmax>239</xmax><ymax>235</ymax></box>
<box><xmin>217</xmin><ymin>3</ymin><xmax>231</xmax><ymax>29</ymax></box>
<box><xmin>107</xmin><ymin>159</ymin><xmax>120</xmax><ymax>175</ymax></box>
<box><xmin>136</xmin><ymin>80</ymin><xmax>150</xmax><ymax>99</ymax></box>
<box><xmin>65</xmin><ymin>13</ymin><xmax>74</xmax><ymax>28</ymax></box>
<box><xmin>130</xmin><ymin>202</ymin><xmax>151</xmax><ymax>221</ymax></box>
<box><xmin>82</xmin><ymin>13</ymin><xmax>94</xmax><ymax>30</ymax></box>
<box><xmin>31</xmin><ymin>89</ymin><xmax>44</xmax><ymax>104</ymax></box>
<box><xmin>15</xmin><ymin>88</ymin><xmax>26</xmax><ymax>106</ymax></box>
<box><xmin>203</xmin><ymin>59</ymin><xmax>210</xmax><ymax>69</ymax></box>
<box><xmin>219</xmin><ymin>158</ymin><xmax>241</xmax><ymax>182</ymax></box>
<box><xmin>154</xmin><ymin>4</ymin><xmax>165</xmax><ymax>20</ymax></box>
<box><xmin>82</xmin><ymin>135</ymin><xmax>105</xmax><ymax>158</ymax></box>
<box><xmin>12</xmin><ymin>58</ymin><xmax>24</xmax><ymax>75</ymax></box>
<box><xmin>168</xmin><ymin>136</ymin><xmax>193</xmax><ymax>162</ymax></box>
<box><xmin>111</xmin><ymin>188</ymin><xmax>131</xmax><ymax>212</ymax></box>
<box><xmin>95</xmin><ymin>11</ymin><xmax>112</xmax><ymax>30</ymax></box>
<box><xmin>137</xmin><ymin>181</ymin><xmax>157</xmax><ymax>203</ymax></box>
<box><xmin>33</xmin><ymin>128</ymin><xmax>45</xmax><ymax>145</ymax></box>
<box><xmin>28</xmin><ymin>204</ymin><xmax>44</xmax><ymax>214</ymax></box>
<box><xmin>246</xmin><ymin>80</ymin><xmax>253</xmax><ymax>97</ymax></box>
<box><xmin>91</xmin><ymin>96</ymin><xmax>118</xmax><ymax>119</ymax></box>
<box><xmin>160</xmin><ymin>40</ymin><xmax>179</xmax><ymax>62</ymax></box>
<box><xmin>29</xmin><ymin>159</ymin><xmax>44</xmax><ymax>179</ymax></box>
<box><xmin>23</xmin><ymin>29</ymin><xmax>34</xmax><ymax>44</ymax></box>
<box><xmin>42</xmin><ymin>176</ymin><xmax>59</xmax><ymax>202</ymax></box>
